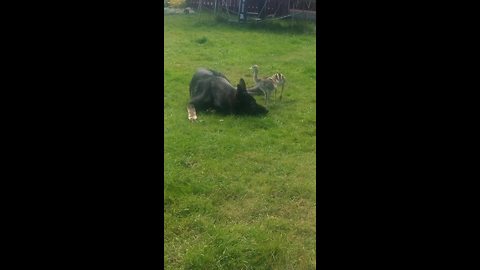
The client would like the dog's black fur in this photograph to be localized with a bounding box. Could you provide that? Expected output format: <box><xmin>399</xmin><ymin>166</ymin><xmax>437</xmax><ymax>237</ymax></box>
<box><xmin>187</xmin><ymin>68</ymin><xmax>268</xmax><ymax>120</ymax></box>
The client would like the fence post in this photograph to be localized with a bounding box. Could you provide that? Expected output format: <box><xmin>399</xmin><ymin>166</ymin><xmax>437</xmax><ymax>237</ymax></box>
<box><xmin>238</xmin><ymin>0</ymin><xmax>247</xmax><ymax>22</ymax></box>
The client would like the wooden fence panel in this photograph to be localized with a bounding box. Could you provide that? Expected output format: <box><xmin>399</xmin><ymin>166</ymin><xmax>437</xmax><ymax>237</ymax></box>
<box><xmin>186</xmin><ymin>0</ymin><xmax>313</xmax><ymax>17</ymax></box>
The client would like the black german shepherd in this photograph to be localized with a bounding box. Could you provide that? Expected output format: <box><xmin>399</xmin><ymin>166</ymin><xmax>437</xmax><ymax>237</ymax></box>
<box><xmin>187</xmin><ymin>68</ymin><xmax>268</xmax><ymax>121</ymax></box>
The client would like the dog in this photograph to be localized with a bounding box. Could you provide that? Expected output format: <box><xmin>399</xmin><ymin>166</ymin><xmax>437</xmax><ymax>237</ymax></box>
<box><xmin>187</xmin><ymin>68</ymin><xmax>268</xmax><ymax>121</ymax></box>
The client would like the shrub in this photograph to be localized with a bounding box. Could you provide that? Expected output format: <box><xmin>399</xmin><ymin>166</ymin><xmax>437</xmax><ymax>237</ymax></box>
<box><xmin>169</xmin><ymin>0</ymin><xmax>186</xmax><ymax>8</ymax></box>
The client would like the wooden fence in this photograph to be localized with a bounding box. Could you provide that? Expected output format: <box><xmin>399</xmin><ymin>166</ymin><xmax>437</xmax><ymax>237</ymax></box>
<box><xmin>187</xmin><ymin>0</ymin><xmax>315</xmax><ymax>17</ymax></box>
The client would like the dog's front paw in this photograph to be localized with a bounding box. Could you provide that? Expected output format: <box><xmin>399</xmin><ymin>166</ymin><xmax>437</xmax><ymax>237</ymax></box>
<box><xmin>188</xmin><ymin>112</ymin><xmax>198</xmax><ymax>122</ymax></box>
<box><xmin>187</xmin><ymin>105</ymin><xmax>198</xmax><ymax>122</ymax></box>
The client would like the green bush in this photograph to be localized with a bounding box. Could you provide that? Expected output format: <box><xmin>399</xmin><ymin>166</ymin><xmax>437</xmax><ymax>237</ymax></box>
<box><xmin>169</xmin><ymin>0</ymin><xmax>186</xmax><ymax>8</ymax></box>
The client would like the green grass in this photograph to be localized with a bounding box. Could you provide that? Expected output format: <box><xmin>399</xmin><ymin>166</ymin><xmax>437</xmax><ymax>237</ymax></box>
<box><xmin>164</xmin><ymin>12</ymin><xmax>316</xmax><ymax>270</ymax></box>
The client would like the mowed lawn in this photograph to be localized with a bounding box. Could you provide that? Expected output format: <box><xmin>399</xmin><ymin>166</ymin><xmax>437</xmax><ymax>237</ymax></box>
<box><xmin>164</xmin><ymin>12</ymin><xmax>316</xmax><ymax>270</ymax></box>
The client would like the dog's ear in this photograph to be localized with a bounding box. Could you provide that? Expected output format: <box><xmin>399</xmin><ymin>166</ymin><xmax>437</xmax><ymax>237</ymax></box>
<box><xmin>237</xmin><ymin>78</ymin><xmax>247</xmax><ymax>94</ymax></box>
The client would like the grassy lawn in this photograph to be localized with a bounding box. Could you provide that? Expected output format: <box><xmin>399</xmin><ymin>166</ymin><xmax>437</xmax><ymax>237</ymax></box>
<box><xmin>164</xmin><ymin>12</ymin><xmax>316</xmax><ymax>270</ymax></box>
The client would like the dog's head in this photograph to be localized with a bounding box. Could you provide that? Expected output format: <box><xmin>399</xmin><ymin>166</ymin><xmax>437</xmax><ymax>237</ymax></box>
<box><xmin>234</xmin><ymin>78</ymin><xmax>268</xmax><ymax>115</ymax></box>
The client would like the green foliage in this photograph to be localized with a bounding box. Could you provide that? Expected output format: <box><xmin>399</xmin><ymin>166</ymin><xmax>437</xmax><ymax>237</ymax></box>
<box><xmin>169</xmin><ymin>0</ymin><xmax>186</xmax><ymax>8</ymax></box>
<box><xmin>164</xmin><ymin>13</ymin><xmax>316</xmax><ymax>270</ymax></box>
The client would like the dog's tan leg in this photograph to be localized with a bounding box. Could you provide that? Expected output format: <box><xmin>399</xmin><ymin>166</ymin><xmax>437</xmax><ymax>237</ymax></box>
<box><xmin>187</xmin><ymin>104</ymin><xmax>197</xmax><ymax>121</ymax></box>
